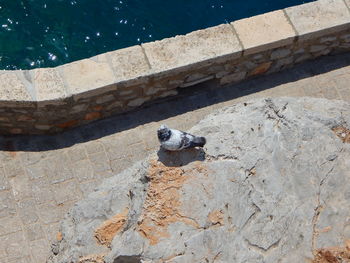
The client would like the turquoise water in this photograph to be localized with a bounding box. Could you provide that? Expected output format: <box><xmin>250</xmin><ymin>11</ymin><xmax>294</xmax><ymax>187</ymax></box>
<box><xmin>0</xmin><ymin>0</ymin><xmax>313</xmax><ymax>70</ymax></box>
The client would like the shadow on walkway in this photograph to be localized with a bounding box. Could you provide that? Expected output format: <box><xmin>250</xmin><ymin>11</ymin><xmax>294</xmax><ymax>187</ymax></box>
<box><xmin>2</xmin><ymin>52</ymin><xmax>350</xmax><ymax>152</ymax></box>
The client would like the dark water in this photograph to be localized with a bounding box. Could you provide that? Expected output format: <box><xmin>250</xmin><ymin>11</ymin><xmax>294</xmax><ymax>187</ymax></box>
<box><xmin>0</xmin><ymin>0</ymin><xmax>314</xmax><ymax>70</ymax></box>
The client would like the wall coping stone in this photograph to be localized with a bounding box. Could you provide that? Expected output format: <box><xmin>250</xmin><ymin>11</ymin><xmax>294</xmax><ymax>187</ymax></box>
<box><xmin>0</xmin><ymin>0</ymin><xmax>350</xmax><ymax>134</ymax></box>
<box><xmin>285</xmin><ymin>0</ymin><xmax>350</xmax><ymax>41</ymax></box>
<box><xmin>232</xmin><ymin>10</ymin><xmax>297</xmax><ymax>55</ymax></box>
<box><xmin>142</xmin><ymin>24</ymin><xmax>242</xmax><ymax>73</ymax></box>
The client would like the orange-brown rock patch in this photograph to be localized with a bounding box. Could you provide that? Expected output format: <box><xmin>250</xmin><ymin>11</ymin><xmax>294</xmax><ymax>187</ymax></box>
<box><xmin>332</xmin><ymin>126</ymin><xmax>350</xmax><ymax>143</ymax></box>
<box><xmin>94</xmin><ymin>208</ymin><xmax>129</xmax><ymax>247</ymax></box>
<box><xmin>56</xmin><ymin>120</ymin><xmax>78</xmax><ymax>129</ymax></box>
<box><xmin>78</xmin><ymin>254</ymin><xmax>105</xmax><ymax>263</ymax></box>
<box><xmin>313</xmin><ymin>240</ymin><xmax>350</xmax><ymax>263</ymax></box>
<box><xmin>137</xmin><ymin>160</ymin><xmax>199</xmax><ymax>245</ymax></box>
<box><xmin>208</xmin><ymin>210</ymin><xmax>224</xmax><ymax>226</ymax></box>
<box><xmin>56</xmin><ymin>232</ymin><xmax>63</xmax><ymax>242</ymax></box>
<box><xmin>249</xmin><ymin>62</ymin><xmax>272</xmax><ymax>76</ymax></box>
<box><xmin>85</xmin><ymin>112</ymin><xmax>102</xmax><ymax>121</ymax></box>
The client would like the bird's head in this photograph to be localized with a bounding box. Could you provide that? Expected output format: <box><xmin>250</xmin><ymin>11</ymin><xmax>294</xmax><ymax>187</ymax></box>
<box><xmin>157</xmin><ymin>124</ymin><xmax>171</xmax><ymax>141</ymax></box>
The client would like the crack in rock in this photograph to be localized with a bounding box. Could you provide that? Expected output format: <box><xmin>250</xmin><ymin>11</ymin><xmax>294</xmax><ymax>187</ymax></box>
<box><xmin>244</xmin><ymin>237</ymin><xmax>282</xmax><ymax>254</ymax></box>
<box><xmin>312</xmin><ymin>165</ymin><xmax>335</xmax><ymax>255</ymax></box>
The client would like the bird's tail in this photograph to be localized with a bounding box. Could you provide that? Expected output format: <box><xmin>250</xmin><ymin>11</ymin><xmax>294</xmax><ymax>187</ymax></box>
<box><xmin>192</xmin><ymin>136</ymin><xmax>206</xmax><ymax>147</ymax></box>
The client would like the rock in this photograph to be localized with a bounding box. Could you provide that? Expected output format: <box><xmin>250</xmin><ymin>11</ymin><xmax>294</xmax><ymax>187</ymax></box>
<box><xmin>48</xmin><ymin>97</ymin><xmax>350</xmax><ymax>263</ymax></box>
<box><xmin>248</xmin><ymin>62</ymin><xmax>272</xmax><ymax>76</ymax></box>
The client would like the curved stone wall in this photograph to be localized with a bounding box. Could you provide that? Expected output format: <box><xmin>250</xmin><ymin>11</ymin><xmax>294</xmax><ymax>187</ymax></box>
<box><xmin>1</xmin><ymin>0</ymin><xmax>350</xmax><ymax>134</ymax></box>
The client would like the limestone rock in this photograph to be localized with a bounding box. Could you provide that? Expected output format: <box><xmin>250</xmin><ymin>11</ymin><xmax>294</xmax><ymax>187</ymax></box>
<box><xmin>48</xmin><ymin>97</ymin><xmax>350</xmax><ymax>263</ymax></box>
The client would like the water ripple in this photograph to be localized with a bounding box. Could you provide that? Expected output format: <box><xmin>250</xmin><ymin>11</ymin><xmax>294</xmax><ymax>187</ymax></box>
<box><xmin>0</xmin><ymin>0</ymin><xmax>314</xmax><ymax>69</ymax></box>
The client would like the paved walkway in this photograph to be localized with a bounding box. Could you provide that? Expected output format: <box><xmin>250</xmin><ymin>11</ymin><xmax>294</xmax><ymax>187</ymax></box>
<box><xmin>1</xmin><ymin>53</ymin><xmax>350</xmax><ymax>263</ymax></box>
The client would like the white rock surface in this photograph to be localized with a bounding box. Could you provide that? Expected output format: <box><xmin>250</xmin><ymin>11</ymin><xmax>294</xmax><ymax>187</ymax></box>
<box><xmin>48</xmin><ymin>97</ymin><xmax>350</xmax><ymax>263</ymax></box>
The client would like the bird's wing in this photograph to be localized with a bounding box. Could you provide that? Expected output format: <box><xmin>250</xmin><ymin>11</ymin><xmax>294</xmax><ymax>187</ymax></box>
<box><xmin>179</xmin><ymin>132</ymin><xmax>194</xmax><ymax>149</ymax></box>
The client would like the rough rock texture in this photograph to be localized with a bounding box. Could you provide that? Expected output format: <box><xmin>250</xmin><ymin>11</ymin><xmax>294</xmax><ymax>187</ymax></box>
<box><xmin>48</xmin><ymin>97</ymin><xmax>350</xmax><ymax>263</ymax></box>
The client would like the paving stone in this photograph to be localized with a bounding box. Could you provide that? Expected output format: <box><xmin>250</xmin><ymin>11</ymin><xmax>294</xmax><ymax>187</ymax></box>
<box><xmin>78</xmin><ymin>180</ymin><xmax>99</xmax><ymax>197</ymax></box>
<box><xmin>319</xmin><ymin>85</ymin><xmax>341</xmax><ymax>100</ymax></box>
<box><xmin>0</xmin><ymin>231</ymin><xmax>31</xmax><ymax>259</ymax></box>
<box><xmin>0</xmin><ymin>168</ymin><xmax>10</xmax><ymax>191</ymax></box>
<box><xmin>5</xmin><ymin>256</ymin><xmax>31</xmax><ymax>263</ymax></box>
<box><xmin>104</xmin><ymin>143</ymin><xmax>129</xmax><ymax>161</ymax></box>
<box><xmin>9</xmin><ymin>174</ymin><xmax>32</xmax><ymax>201</ymax></box>
<box><xmin>0</xmin><ymin>216</ymin><xmax>22</xmax><ymax>236</ymax></box>
<box><xmin>85</xmin><ymin>140</ymin><xmax>104</xmax><ymax>154</ymax></box>
<box><xmin>127</xmin><ymin>142</ymin><xmax>148</xmax><ymax>161</ymax></box>
<box><xmin>302</xmin><ymin>81</ymin><xmax>325</xmax><ymax>98</ymax></box>
<box><xmin>24</xmin><ymin>224</ymin><xmax>44</xmax><ymax>241</ymax></box>
<box><xmin>25</xmin><ymin>161</ymin><xmax>47</xmax><ymax>181</ymax></box>
<box><xmin>17</xmin><ymin>199</ymin><xmax>39</xmax><ymax>225</ymax></box>
<box><xmin>36</xmin><ymin>203</ymin><xmax>64</xmax><ymax>224</ymax></box>
<box><xmin>110</xmin><ymin>157</ymin><xmax>134</xmax><ymax>174</ymax></box>
<box><xmin>4</xmin><ymin>158</ymin><xmax>25</xmax><ymax>178</ymax></box>
<box><xmin>31</xmin><ymin>177</ymin><xmax>55</xmax><ymax>205</ymax></box>
<box><xmin>337</xmin><ymin>86</ymin><xmax>350</xmax><ymax>101</ymax></box>
<box><xmin>52</xmin><ymin>180</ymin><xmax>81</xmax><ymax>205</ymax></box>
<box><xmin>0</xmin><ymin>152</ymin><xmax>13</xmax><ymax>165</ymax></box>
<box><xmin>67</xmin><ymin>144</ymin><xmax>88</xmax><ymax>163</ymax></box>
<box><xmin>333</xmin><ymin>74</ymin><xmax>350</xmax><ymax>90</ymax></box>
<box><xmin>0</xmin><ymin>191</ymin><xmax>16</xmax><ymax>218</ymax></box>
<box><xmin>29</xmin><ymin>239</ymin><xmax>50</xmax><ymax>263</ymax></box>
<box><xmin>88</xmin><ymin>151</ymin><xmax>112</xmax><ymax>174</ymax></box>
<box><xmin>43</xmin><ymin>222</ymin><xmax>60</xmax><ymax>243</ymax></box>
<box><xmin>71</xmin><ymin>159</ymin><xmax>94</xmax><ymax>182</ymax></box>
<box><xmin>45</xmin><ymin>153</ymin><xmax>74</xmax><ymax>184</ymax></box>
<box><xmin>94</xmin><ymin>169</ymin><xmax>114</xmax><ymax>180</ymax></box>
<box><xmin>19</xmin><ymin>151</ymin><xmax>47</xmax><ymax>166</ymax></box>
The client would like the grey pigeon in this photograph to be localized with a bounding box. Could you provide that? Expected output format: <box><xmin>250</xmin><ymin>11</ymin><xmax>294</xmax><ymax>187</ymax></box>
<box><xmin>157</xmin><ymin>124</ymin><xmax>206</xmax><ymax>151</ymax></box>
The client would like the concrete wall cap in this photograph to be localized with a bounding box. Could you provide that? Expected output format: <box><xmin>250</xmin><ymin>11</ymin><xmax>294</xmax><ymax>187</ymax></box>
<box><xmin>232</xmin><ymin>10</ymin><xmax>296</xmax><ymax>55</ymax></box>
<box><xmin>285</xmin><ymin>0</ymin><xmax>350</xmax><ymax>41</ymax></box>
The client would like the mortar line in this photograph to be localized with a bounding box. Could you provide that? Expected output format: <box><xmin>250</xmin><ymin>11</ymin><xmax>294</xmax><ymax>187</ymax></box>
<box><xmin>282</xmin><ymin>9</ymin><xmax>299</xmax><ymax>42</ymax></box>
<box><xmin>228</xmin><ymin>23</ymin><xmax>244</xmax><ymax>55</ymax></box>
<box><xmin>140</xmin><ymin>44</ymin><xmax>153</xmax><ymax>70</ymax></box>
<box><xmin>56</xmin><ymin>65</ymin><xmax>72</xmax><ymax>99</ymax></box>
<box><xmin>342</xmin><ymin>0</ymin><xmax>350</xmax><ymax>14</ymax></box>
<box><xmin>104</xmin><ymin>51</ymin><xmax>119</xmax><ymax>83</ymax></box>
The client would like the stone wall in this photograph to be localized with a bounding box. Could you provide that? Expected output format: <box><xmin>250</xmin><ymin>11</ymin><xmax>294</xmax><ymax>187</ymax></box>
<box><xmin>1</xmin><ymin>0</ymin><xmax>350</xmax><ymax>134</ymax></box>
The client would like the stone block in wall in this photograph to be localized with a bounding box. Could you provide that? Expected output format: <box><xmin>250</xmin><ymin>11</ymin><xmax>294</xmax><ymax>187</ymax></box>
<box><xmin>106</xmin><ymin>45</ymin><xmax>151</xmax><ymax>86</ymax></box>
<box><xmin>340</xmin><ymin>33</ymin><xmax>350</xmax><ymax>42</ymax></box>
<box><xmin>232</xmin><ymin>10</ymin><xmax>296</xmax><ymax>55</ymax></box>
<box><xmin>95</xmin><ymin>94</ymin><xmax>115</xmax><ymax>104</ymax></box>
<box><xmin>339</xmin><ymin>43</ymin><xmax>350</xmax><ymax>49</ymax></box>
<box><xmin>0</xmin><ymin>71</ymin><xmax>33</xmax><ymax>104</ymax></box>
<box><xmin>33</xmin><ymin>68</ymin><xmax>69</xmax><ymax>107</ymax></box>
<box><xmin>294</xmin><ymin>53</ymin><xmax>312</xmax><ymax>64</ymax></box>
<box><xmin>142</xmin><ymin>24</ymin><xmax>242</xmax><ymax>74</ymax></box>
<box><xmin>179</xmin><ymin>75</ymin><xmax>215</xmax><ymax>88</ymax></box>
<box><xmin>270</xmin><ymin>48</ymin><xmax>292</xmax><ymax>60</ymax></box>
<box><xmin>220</xmin><ymin>71</ymin><xmax>246</xmax><ymax>85</ymax></box>
<box><xmin>285</xmin><ymin>0</ymin><xmax>350</xmax><ymax>41</ymax></box>
<box><xmin>127</xmin><ymin>97</ymin><xmax>151</xmax><ymax>107</ymax></box>
<box><xmin>269</xmin><ymin>57</ymin><xmax>294</xmax><ymax>73</ymax></box>
<box><xmin>158</xmin><ymin>90</ymin><xmax>178</xmax><ymax>98</ymax></box>
<box><xmin>309</xmin><ymin>45</ymin><xmax>328</xmax><ymax>53</ymax></box>
<box><xmin>248</xmin><ymin>62</ymin><xmax>272</xmax><ymax>76</ymax></box>
<box><xmin>60</xmin><ymin>54</ymin><xmax>117</xmax><ymax>101</ymax></box>
<box><xmin>319</xmin><ymin>36</ymin><xmax>337</xmax><ymax>44</ymax></box>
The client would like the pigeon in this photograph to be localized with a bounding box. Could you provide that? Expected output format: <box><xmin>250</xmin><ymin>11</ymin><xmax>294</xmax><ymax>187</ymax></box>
<box><xmin>157</xmin><ymin>124</ymin><xmax>206</xmax><ymax>151</ymax></box>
